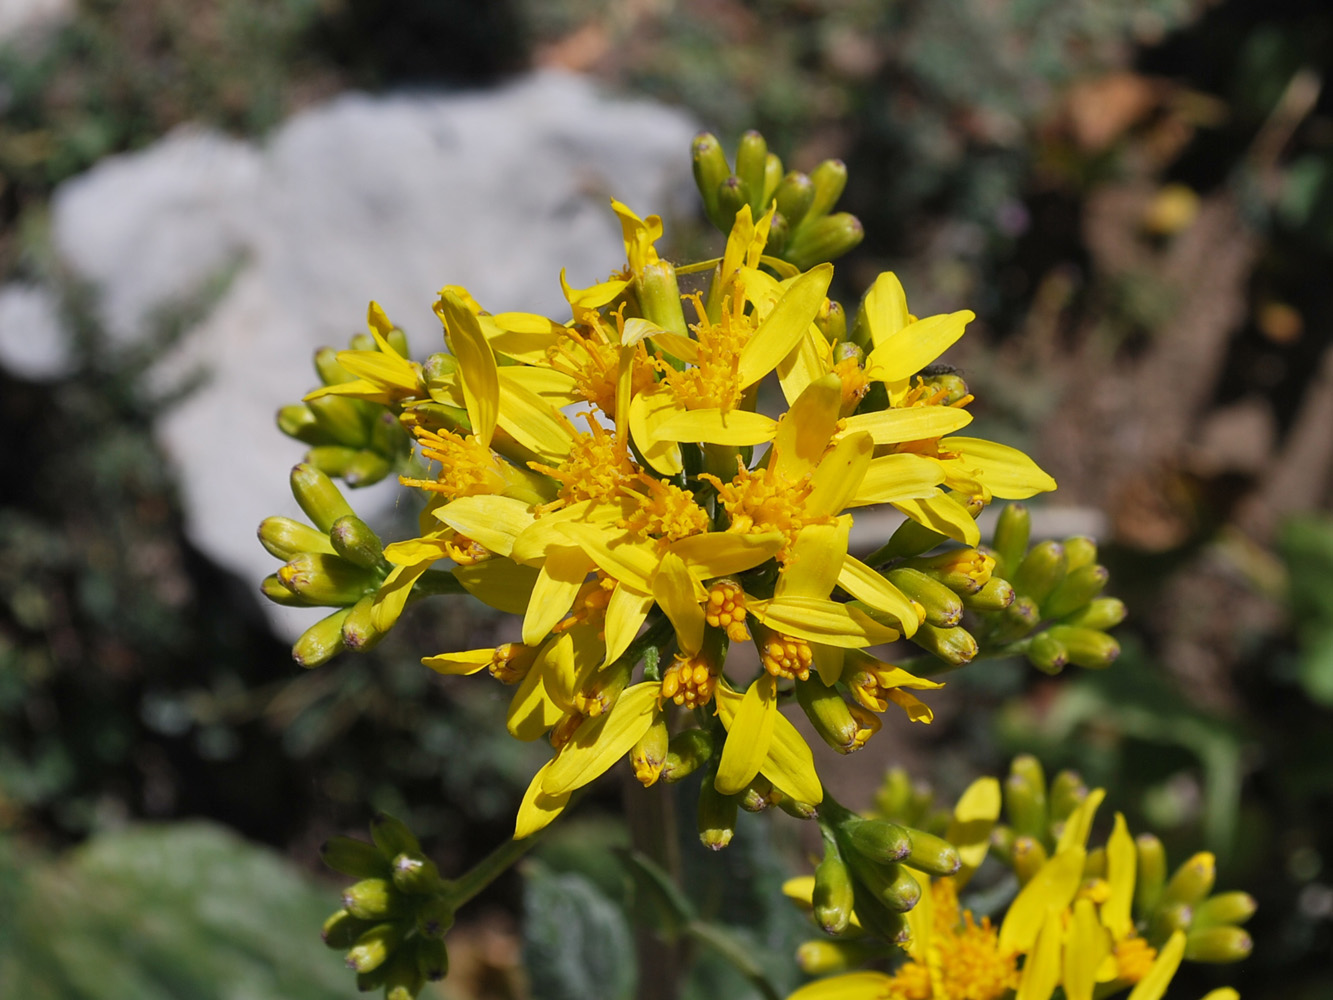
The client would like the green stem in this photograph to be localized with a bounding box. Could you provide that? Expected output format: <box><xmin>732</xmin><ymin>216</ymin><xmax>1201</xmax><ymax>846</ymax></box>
<box><xmin>448</xmin><ymin>830</ymin><xmax>545</xmax><ymax>908</ymax></box>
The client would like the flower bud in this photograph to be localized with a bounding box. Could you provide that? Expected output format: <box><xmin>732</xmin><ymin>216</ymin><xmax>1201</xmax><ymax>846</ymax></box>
<box><xmin>345</xmin><ymin>922</ymin><xmax>404</xmax><ymax>974</ymax></box>
<box><xmin>805</xmin><ymin>159</ymin><xmax>848</xmax><ymax>223</ymax></box>
<box><xmin>662</xmin><ymin>728</ymin><xmax>714</xmax><ymax>783</ymax></box>
<box><xmin>305</xmin><ymin>444</ymin><xmax>361</xmax><ymax>478</ymax></box>
<box><xmin>1011</xmin><ymin>835</ymin><xmax>1049</xmax><ymax>885</ymax></box>
<box><xmin>1041</xmin><ymin>563</ymin><xmax>1109</xmax><ymax>620</ymax></box>
<box><xmin>637</xmin><ymin>260</ymin><xmax>689</xmax><ymax>338</ymax></box>
<box><xmin>371</xmin><ymin>813</ymin><xmax>423</xmax><ymax>859</ymax></box>
<box><xmin>762</xmin><ymin>152</ymin><xmax>783</xmax><ymax>209</ymax></box>
<box><xmin>1063</xmin><ymin>535</ymin><xmax>1098</xmax><ymax>571</ymax></box>
<box><xmin>886</xmin><ymin>568</ymin><xmax>963</xmax><ymax>627</ymax></box>
<box><xmin>1136</xmin><ymin>833</ymin><xmax>1168</xmax><ymax>914</ymax></box>
<box><xmin>323</xmin><ymin>909</ymin><xmax>376</xmax><ymax>949</ymax></box>
<box><xmin>961</xmin><ymin>574</ymin><xmax>1015</xmax><ymax>612</ymax></box>
<box><xmin>910</xmin><ymin>623</ymin><xmax>978</xmax><ymax>666</ymax></box>
<box><xmin>259</xmin><ymin>515</ymin><xmax>336</xmax><ymax>561</ymax></box>
<box><xmin>308</xmin><ymin>394</ymin><xmax>372</xmax><ymax>448</ymax></box>
<box><xmin>1005</xmin><ymin>764</ymin><xmax>1048</xmax><ymax>844</ymax></box>
<box><xmin>279</xmin><ymin>553</ymin><xmax>379</xmax><ymax>606</ymax></box>
<box><xmin>322</xmin><ymin>835</ymin><xmax>392</xmax><ymax>879</ymax></box>
<box><xmin>341</xmin><ymin>595</ymin><xmax>384</xmax><ymax>652</ymax></box>
<box><xmin>631</xmin><ymin>716</ymin><xmax>669</xmax><ymax>787</ymax></box>
<box><xmin>391</xmin><ymin>852</ymin><xmax>441</xmax><ymax>895</ymax></box>
<box><xmin>278</xmin><ymin>402</ymin><xmax>330</xmax><ymax>444</ymax></box>
<box><xmin>985</xmin><ymin>594</ymin><xmax>1041</xmax><ymax>644</ymax></box>
<box><xmin>698</xmin><ymin>779</ymin><xmax>738</xmax><ymax>851</ymax></box>
<box><xmin>1012</xmin><ymin>540</ymin><xmax>1067</xmax><ymax>605</ymax></box>
<box><xmin>991</xmin><ymin>503</ymin><xmax>1031</xmax><ymax>579</ymax></box>
<box><xmin>1059</xmin><ymin>596</ymin><xmax>1127</xmax><ymax>631</ymax></box>
<box><xmin>796</xmin><ymin>678</ymin><xmax>864</xmax><ymax>754</ymax></box>
<box><xmin>1193</xmin><ymin>891</ymin><xmax>1257</xmax><ymax>928</ymax></box>
<box><xmin>905</xmin><ymin>828</ymin><xmax>962</xmax><ymax>877</ymax></box>
<box><xmin>329</xmin><ymin>514</ymin><xmax>386</xmax><ymax>570</ymax></box>
<box><xmin>735</xmin><ymin>131</ymin><xmax>769</xmax><ymax>216</ymax></box>
<box><xmin>909</xmin><ymin>548</ymin><xmax>994</xmax><ymax>595</ymax></box>
<box><xmin>1048</xmin><ymin>770</ymin><xmax>1088</xmax><ymax>824</ymax></box>
<box><xmin>314</xmin><ymin>345</ymin><xmax>354</xmax><ymax>386</ymax></box>
<box><xmin>775</xmin><ymin>171</ymin><xmax>816</xmax><ymax>229</ymax></box>
<box><xmin>342</xmin><ymin>879</ymin><xmax>402</xmax><ymax>921</ymax></box>
<box><xmin>416</xmin><ymin>936</ymin><xmax>449</xmax><ymax>981</ymax></box>
<box><xmin>785</xmin><ymin>213</ymin><xmax>864</xmax><ymax>270</ymax></box>
<box><xmin>778</xmin><ymin>796</ymin><xmax>820</xmax><ymax>821</ymax></box>
<box><xmin>292</xmin><ymin>607</ymin><xmax>352</xmax><ymax>667</ymax></box>
<box><xmin>1149</xmin><ymin>901</ymin><xmax>1194</xmax><ymax>943</ymax></box>
<box><xmin>861</xmin><ymin>860</ymin><xmax>921</xmax><ymax>912</ymax></box>
<box><xmin>415</xmin><ymin>896</ymin><xmax>455</xmax><ymax>938</ymax></box>
<box><xmin>739</xmin><ymin>775</ymin><xmax>779</xmax><ymax>813</ymax></box>
<box><xmin>370</xmin><ymin>410</ymin><xmax>411</xmax><ymax>458</ymax></box>
<box><xmin>813</xmin><ymin>852</ymin><xmax>856</xmax><ymax>935</ymax></box>
<box><xmin>797</xmin><ymin>938</ymin><xmax>880</xmax><ymax>975</ymax></box>
<box><xmin>1185</xmin><ymin>926</ymin><xmax>1253</xmax><ymax>963</ymax></box>
<box><xmin>1026</xmin><ymin>630</ymin><xmax>1068</xmax><ymax>675</ymax></box>
<box><xmin>845</xmin><ymin>818</ymin><xmax>913</xmax><ymax>864</ymax></box>
<box><xmin>342</xmin><ymin>449</ymin><xmax>393</xmax><ymax>488</ymax></box>
<box><xmin>1162</xmin><ymin>852</ymin><xmax>1216</xmax><ymax>907</ymax></box>
<box><xmin>1044</xmin><ymin>625</ymin><xmax>1120</xmax><ymax>670</ymax></box>
<box><xmin>764</xmin><ymin>211</ymin><xmax>790</xmax><ymax>256</ymax></box>
<box><xmin>291</xmin><ymin>463</ymin><xmax>356</xmax><ymax>533</ymax></box>
<box><xmin>715</xmin><ymin>176</ymin><xmax>751</xmax><ymax>232</ymax></box>
<box><xmin>692</xmin><ymin>133</ymin><xmax>733</xmax><ymax>230</ymax></box>
<box><xmin>384</xmin><ymin>949</ymin><xmax>426</xmax><ymax>1000</ymax></box>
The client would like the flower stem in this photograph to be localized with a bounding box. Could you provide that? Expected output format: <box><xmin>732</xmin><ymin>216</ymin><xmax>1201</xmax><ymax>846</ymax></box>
<box><xmin>449</xmin><ymin>827</ymin><xmax>545</xmax><ymax>907</ymax></box>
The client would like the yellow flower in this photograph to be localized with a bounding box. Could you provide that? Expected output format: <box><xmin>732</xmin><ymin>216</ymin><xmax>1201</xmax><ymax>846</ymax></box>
<box><xmin>305</xmin><ymin>302</ymin><xmax>426</xmax><ymax>405</ymax></box>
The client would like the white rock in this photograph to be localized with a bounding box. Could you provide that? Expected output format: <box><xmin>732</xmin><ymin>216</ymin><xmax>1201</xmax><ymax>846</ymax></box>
<box><xmin>0</xmin><ymin>0</ymin><xmax>72</xmax><ymax>49</ymax></box>
<box><xmin>30</xmin><ymin>72</ymin><xmax>698</xmax><ymax>635</ymax></box>
<box><xmin>0</xmin><ymin>283</ymin><xmax>67</xmax><ymax>379</ymax></box>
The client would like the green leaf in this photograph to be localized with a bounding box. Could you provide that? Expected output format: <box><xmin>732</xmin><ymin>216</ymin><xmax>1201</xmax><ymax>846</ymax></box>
<box><xmin>522</xmin><ymin>863</ymin><xmax>637</xmax><ymax>1000</ymax></box>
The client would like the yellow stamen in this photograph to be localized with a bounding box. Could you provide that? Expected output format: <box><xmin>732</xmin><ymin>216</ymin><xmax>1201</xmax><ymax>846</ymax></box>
<box><xmin>399</xmin><ymin>426</ymin><xmax>506</xmax><ymax>500</ymax></box>
<box><xmin>833</xmin><ymin>355</ymin><xmax>870</xmax><ymax>413</ymax></box>
<box><xmin>761</xmin><ymin>633</ymin><xmax>813</xmax><ymax>681</ymax></box>
<box><xmin>442</xmin><ymin>533</ymin><xmax>490</xmax><ymax>565</ymax></box>
<box><xmin>1113</xmin><ymin>936</ymin><xmax>1157</xmax><ymax>984</ymax></box>
<box><xmin>489</xmin><ymin>643</ymin><xmax>538</xmax><ymax>684</ymax></box>
<box><xmin>847</xmin><ymin>703</ymin><xmax>880</xmax><ymax>750</ymax></box>
<box><xmin>702</xmin><ymin>459</ymin><xmax>830</xmax><ymax>559</ymax></box>
<box><xmin>704</xmin><ymin>579</ymin><xmax>751</xmax><ymax>642</ymax></box>
<box><xmin>552</xmin><ymin>575</ymin><xmax>614</xmax><ymax>635</ymax></box>
<box><xmin>550</xmin><ymin>712</ymin><xmax>585</xmax><ymax>750</ymax></box>
<box><xmin>661</xmin><ymin>293</ymin><xmax>754</xmax><ymax>413</ymax></box>
<box><xmin>659</xmin><ymin>653</ymin><xmax>717</xmax><ymax>709</ymax></box>
<box><xmin>618</xmin><ymin>473</ymin><xmax>709</xmax><ymax>541</ymax></box>
<box><xmin>529</xmin><ymin>417</ymin><xmax>637</xmax><ymax>513</ymax></box>
<box><xmin>545</xmin><ymin>310</ymin><xmax>656</xmax><ymax>416</ymax></box>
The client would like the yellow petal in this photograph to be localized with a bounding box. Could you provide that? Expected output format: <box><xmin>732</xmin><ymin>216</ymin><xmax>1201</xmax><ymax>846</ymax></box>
<box><xmin>434</xmin><ymin>495</ymin><xmax>535</xmax><ymax>557</ymax></box>
<box><xmin>382</xmin><ymin>536</ymin><xmax>449</xmax><ymax>566</ymax></box>
<box><xmin>521</xmin><ymin>546</ymin><xmax>592</xmax><ymax>646</ymax></box>
<box><xmin>542</xmin><ymin>682</ymin><xmax>660</xmax><ymax>794</ymax></box>
<box><xmin>771</xmin><ymin>373</ymin><xmax>843</xmax><ymax>482</ymax></box>
<box><xmin>499</xmin><ymin>364</ymin><xmax>580</xmax><ymax>403</ymax></box>
<box><xmin>886</xmin><ymin>688</ymin><xmax>934</xmax><ymax>723</ymax></box>
<box><xmin>786</xmin><ymin>973</ymin><xmax>894</xmax><ymax>1000</ymax></box>
<box><xmin>782</xmin><ymin>875</ymin><xmax>816</xmax><ymax>907</ymax></box>
<box><xmin>1064</xmin><ymin>898</ymin><xmax>1108</xmax><ymax>1000</ymax></box>
<box><xmin>369</xmin><ymin>559</ymin><xmax>432</xmax><ymax>633</ymax></box>
<box><xmin>805</xmin><ymin>431</ymin><xmax>873</xmax><ymax>518</ymax></box>
<box><xmin>840</xmin><ymin>406</ymin><xmax>973</xmax><ymax>445</ymax></box>
<box><xmin>736</xmin><ymin>264</ymin><xmax>833</xmax><ymax>388</ymax></box>
<box><xmin>849</xmin><ymin>453</ymin><xmax>945</xmax><ymax>507</ymax></box>
<box><xmin>864</xmin><ymin>310</ymin><xmax>973</xmax><ymax>383</ymax></box>
<box><xmin>812</xmin><ymin>643</ymin><xmax>845</xmax><ymax>687</ymax></box>
<box><xmin>947</xmin><ymin>777</ymin><xmax>1002</xmax><ymax>882</ymax></box>
<box><xmin>715</xmin><ymin>675</ymin><xmax>778</xmax><ymax>795</ymax></box>
<box><xmin>749</xmin><ymin>596</ymin><xmax>899</xmax><ymax>647</ymax></box>
<box><xmin>837</xmin><ymin>555</ymin><xmax>920</xmax><ymax>637</ymax></box>
<box><xmin>510</xmin><ymin>499</ymin><xmax>598</xmax><ymax>564</ymax></box>
<box><xmin>651</xmin><ymin>407</ymin><xmax>778</xmax><ymax>446</ymax></box>
<box><xmin>777</xmin><ymin>519</ymin><xmax>851</xmax><ymax>601</ymax></box>
<box><xmin>652</xmin><ymin>551</ymin><xmax>706</xmax><ymax>654</ymax></box>
<box><xmin>561</xmin><ymin>268</ymin><xmax>631</xmax><ymax>319</ymax></box>
<box><xmin>420</xmin><ymin>648</ymin><xmax>494</xmax><ymax>676</ymax></box>
<box><xmin>892</xmin><ymin>491</ymin><xmax>981</xmax><ymax>546</ymax></box>
<box><xmin>436</xmin><ymin>290</ymin><xmax>499</xmax><ymax>447</ymax></box>
<box><xmin>603</xmin><ymin>583</ymin><xmax>652</xmax><ymax>664</ymax></box>
<box><xmin>628</xmin><ymin>387</ymin><xmax>684</xmax><ymax>476</ymax></box>
<box><xmin>1000</xmin><ymin>847</ymin><xmax>1087</xmax><ymax>954</ymax></box>
<box><xmin>497</xmin><ymin>368</ymin><xmax>577</xmax><ymax>463</ymax></box>
<box><xmin>453</xmin><ymin>558</ymin><xmax>540</xmax><ymax>615</ymax></box>
<box><xmin>1015</xmin><ymin>908</ymin><xmax>1063</xmax><ymax>1000</ymax></box>
<box><xmin>515</xmin><ymin>760</ymin><xmax>570</xmax><ymax>839</ymax></box>
<box><xmin>507</xmin><ymin>648</ymin><xmax>565</xmax><ymax>741</ymax></box>
<box><xmin>861</xmin><ymin>271</ymin><xmax>911</xmax><ymax>348</ymax></box>
<box><xmin>715</xmin><ymin>684</ymin><xmax>823</xmax><ymax>804</ymax></box>
<box><xmin>1199</xmin><ymin>990</ymin><xmax>1240</xmax><ymax>1000</ymax></box>
<box><xmin>555</xmin><ymin>521</ymin><xmax>661</xmax><ymax>594</ymax></box>
<box><xmin>777</xmin><ymin>328</ymin><xmax>834</xmax><ymax>406</ymax></box>
<box><xmin>1126</xmin><ymin>931</ymin><xmax>1187</xmax><ymax>1000</ymax></box>
<box><xmin>1103</xmin><ymin>812</ymin><xmax>1136</xmax><ymax>941</ymax></box>
<box><xmin>670</xmin><ymin>531</ymin><xmax>785</xmax><ymax>580</ymax></box>
<box><xmin>486</xmin><ymin>312</ymin><xmax>565</xmax><ymax>363</ymax></box>
<box><xmin>942</xmin><ymin>437</ymin><xmax>1057</xmax><ymax>498</ymax></box>
<box><xmin>1057</xmin><ymin>787</ymin><xmax>1106</xmax><ymax>853</ymax></box>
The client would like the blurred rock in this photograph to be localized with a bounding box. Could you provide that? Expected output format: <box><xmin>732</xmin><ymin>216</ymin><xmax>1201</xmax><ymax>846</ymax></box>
<box><xmin>8</xmin><ymin>72</ymin><xmax>697</xmax><ymax>634</ymax></box>
<box><xmin>0</xmin><ymin>284</ymin><xmax>67</xmax><ymax>379</ymax></box>
<box><xmin>0</xmin><ymin>0</ymin><xmax>72</xmax><ymax>51</ymax></box>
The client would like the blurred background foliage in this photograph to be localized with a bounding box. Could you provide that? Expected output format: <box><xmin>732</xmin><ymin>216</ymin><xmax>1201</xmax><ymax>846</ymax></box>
<box><xmin>2</xmin><ymin>0</ymin><xmax>1333</xmax><ymax>997</ymax></box>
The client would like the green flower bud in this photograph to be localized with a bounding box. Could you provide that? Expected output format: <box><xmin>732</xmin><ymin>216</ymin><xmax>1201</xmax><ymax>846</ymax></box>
<box><xmin>991</xmin><ymin>503</ymin><xmax>1031</xmax><ymax>580</ymax></box>
<box><xmin>346</xmin><ymin>922</ymin><xmax>405</xmax><ymax>974</ymax></box>
<box><xmin>1012</xmin><ymin>540</ymin><xmax>1067</xmax><ymax>605</ymax></box>
<box><xmin>391</xmin><ymin>852</ymin><xmax>441</xmax><ymax>895</ymax></box>
<box><xmin>698</xmin><ymin>779</ymin><xmax>738</xmax><ymax>851</ymax></box>
<box><xmin>341</xmin><ymin>595</ymin><xmax>384</xmax><ymax>652</ymax></box>
<box><xmin>637</xmin><ymin>260</ymin><xmax>689</xmax><ymax>339</ymax></box>
<box><xmin>1085</xmin><ymin>846</ymin><xmax>1107</xmax><ymax>879</ymax></box>
<box><xmin>322</xmin><ymin>835</ymin><xmax>392</xmax><ymax>879</ymax></box>
<box><xmin>278</xmin><ymin>403</ymin><xmax>331</xmax><ymax>445</ymax></box>
<box><xmin>371</xmin><ymin>813</ymin><xmax>423</xmax><ymax>860</ymax></box>
<box><xmin>315</xmin><ymin>346</ymin><xmax>354</xmax><ymax>386</ymax></box>
<box><xmin>916</xmin><ymin>372</ymin><xmax>970</xmax><ymax>405</ymax></box>
<box><xmin>1059</xmin><ymin>596</ymin><xmax>1127</xmax><ymax>630</ymax></box>
<box><xmin>1041</xmin><ymin>564</ymin><xmax>1109</xmax><ymax>620</ymax></box>
<box><xmin>778</xmin><ymin>796</ymin><xmax>820</xmax><ymax>820</ymax></box>
<box><xmin>985</xmin><ymin>594</ymin><xmax>1041</xmax><ymax>644</ymax></box>
<box><xmin>291</xmin><ymin>463</ymin><xmax>355</xmax><ymax>533</ymax></box>
<box><xmin>323</xmin><ymin>908</ymin><xmax>377</xmax><ymax>950</ymax></box>
<box><xmin>1163</xmin><ymin>852</ymin><xmax>1216</xmax><ymax>907</ymax></box>
<box><xmin>259</xmin><ymin>569</ymin><xmax>308</xmax><ymax>605</ymax></box>
<box><xmin>1011</xmin><ymin>835</ymin><xmax>1049</xmax><ymax>885</ymax></box>
<box><xmin>305</xmin><ymin>444</ymin><xmax>362</xmax><ymax>478</ymax></box>
<box><xmin>384</xmin><ymin>326</ymin><xmax>410</xmax><ymax>359</ymax></box>
<box><xmin>370</xmin><ymin>410</ymin><xmax>412</xmax><ymax>459</ymax></box>
<box><xmin>292</xmin><ymin>607</ymin><xmax>352</xmax><ymax>667</ymax></box>
<box><xmin>1193</xmin><ymin>891</ymin><xmax>1257</xmax><ymax>928</ymax></box>
<box><xmin>797</xmin><ymin>678</ymin><xmax>865</xmax><ymax>754</ymax></box>
<box><xmin>735</xmin><ymin>131</ymin><xmax>769</xmax><ymax>216</ymax></box>
<box><xmin>1063</xmin><ymin>535</ymin><xmax>1098</xmax><ymax>571</ymax></box>
<box><xmin>961</xmin><ymin>575</ymin><xmax>1016</xmax><ymax>612</ymax></box>
<box><xmin>1149</xmin><ymin>901</ymin><xmax>1194</xmax><ymax>944</ymax></box>
<box><xmin>1184</xmin><ymin>925</ymin><xmax>1253</xmax><ymax>963</ymax></box>
<box><xmin>381</xmin><ymin>949</ymin><xmax>426</xmax><ymax>999</ymax></box>
<box><xmin>342</xmin><ymin>879</ymin><xmax>402</xmax><ymax>921</ymax></box>
<box><xmin>764</xmin><ymin>211</ymin><xmax>790</xmax><ymax>256</ymax></box>
<box><xmin>762</xmin><ymin>152</ymin><xmax>784</xmax><ymax>209</ymax></box>
<box><xmin>1136</xmin><ymin>834</ymin><xmax>1168</xmax><ymax>914</ymax></box>
<box><xmin>715</xmin><ymin>176</ymin><xmax>752</xmax><ymax>231</ymax></box>
<box><xmin>882</xmin><ymin>515</ymin><xmax>951</xmax><ymax>559</ymax></box>
<box><xmin>785</xmin><ymin>213</ymin><xmax>864</xmax><ymax>270</ymax></box>
<box><xmin>739</xmin><ymin>775</ymin><xmax>779</xmax><ymax>813</ymax></box>
<box><xmin>1005</xmin><ymin>767</ymin><xmax>1048</xmax><ymax>844</ymax></box>
<box><xmin>342</xmin><ymin>449</ymin><xmax>393</xmax><ymax>488</ymax></box>
<box><xmin>845</xmin><ymin>818</ymin><xmax>913</xmax><ymax>864</ymax></box>
<box><xmin>911</xmin><ymin>623</ymin><xmax>978</xmax><ymax>666</ymax></box>
<box><xmin>813</xmin><ymin>852</ymin><xmax>856</xmax><ymax>935</ymax></box>
<box><xmin>692</xmin><ymin>133</ymin><xmax>732</xmax><ymax>230</ymax></box>
<box><xmin>905</xmin><ymin>828</ymin><xmax>962</xmax><ymax>877</ymax></box>
<box><xmin>820</xmin><ymin>300</ymin><xmax>848</xmax><ymax>346</ymax></box>
<box><xmin>908</xmin><ymin>548</ymin><xmax>993</xmax><ymax>595</ymax></box>
<box><xmin>796</xmin><ymin>938</ymin><xmax>881</xmax><ymax>975</ymax></box>
<box><xmin>308</xmin><ymin>394</ymin><xmax>372</xmax><ymax>448</ymax></box>
<box><xmin>415</xmin><ymin>896</ymin><xmax>455</xmax><ymax>939</ymax></box>
<box><xmin>330</xmin><ymin>514</ymin><xmax>386</xmax><ymax>570</ymax></box>
<box><xmin>416</xmin><ymin>935</ymin><xmax>449</xmax><ymax>981</ymax></box>
<box><xmin>278</xmin><ymin>553</ymin><xmax>379</xmax><ymax>606</ymax></box>
<box><xmin>1044</xmin><ymin>625</ymin><xmax>1120</xmax><ymax>669</ymax></box>
<box><xmin>1048</xmin><ymin>770</ymin><xmax>1088</xmax><ymax>824</ymax></box>
<box><xmin>873</xmin><ymin>767</ymin><xmax>916</xmax><ymax>823</ymax></box>
<box><xmin>775</xmin><ymin>171</ymin><xmax>816</xmax><ymax>229</ymax></box>
<box><xmin>887</xmin><ymin>567</ymin><xmax>963</xmax><ymax>627</ymax></box>
<box><xmin>805</xmin><ymin>159</ymin><xmax>848</xmax><ymax>223</ymax></box>
<box><xmin>661</xmin><ymin>728</ymin><xmax>714</xmax><ymax>783</ymax></box>
<box><xmin>259</xmin><ymin>515</ymin><xmax>336</xmax><ymax>561</ymax></box>
<box><xmin>859</xmin><ymin>860</ymin><xmax>921</xmax><ymax>912</ymax></box>
<box><xmin>350</xmin><ymin>333</ymin><xmax>374</xmax><ymax>351</ymax></box>
<box><xmin>1026</xmin><ymin>630</ymin><xmax>1068</xmax><ymax>675</ymax></box>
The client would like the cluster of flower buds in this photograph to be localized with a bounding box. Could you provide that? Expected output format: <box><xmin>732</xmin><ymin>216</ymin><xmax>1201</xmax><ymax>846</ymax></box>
<box><xmin>692</xmin><ymin>130</ymin><xmax>863</xmax><ymax>269</ymax></box>
<box><xmin>277</xmin><ymin>326</ymin><xmax>417</xmax><ymax>487</ymax></box>
<box><xmin>987</xmin><ymin>756</ymin><xmax>1255</xmax><ymax>965</ymax></box>
<box><xmin>259</xmin><ymin>463</ymin><xmax>460</xmax><ymax>665</ymax></box>
<box><xmin>320</xmin><ymin>814</ymin><xmax>452</xmax><ymax>1000</ymax></box>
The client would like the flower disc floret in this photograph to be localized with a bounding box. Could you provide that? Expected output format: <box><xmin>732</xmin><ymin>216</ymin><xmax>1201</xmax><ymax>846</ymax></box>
<box><xmin>705</xmin><ymin>580</ymin><xmax>750</xmax><ymax>642</ymax></box>
<box><xmin>618</xmin><ymin>474</ymin><xmax>710</xmax><ymax>541</ymax></box>
<box><xmin>660</xmin><ymin>654</ymin><xmax>717</xmax><ymax>709</ymax></box>
<box><xmin>661</xmin><ymin>294</ymin><xmax>752</xmax><ymax>412</ymax></box>
<box><xmin>530</xmin><ymin>418</ymin><xmax>637</xmax><ymax>511</ymax></box>
<box><xmin>704</xmin><ymin>461</ymin><xmax>829</xmax><ymax>559</ymax></box>
<box><xmin>762</xmin><ymin>633</ymin><xmax>813</xmax><ymax>681</ymax></box>
<box><xmin>399</xmin><ymin>426</ymin><xmax>506</xmax><ymax>499</ymax></box>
